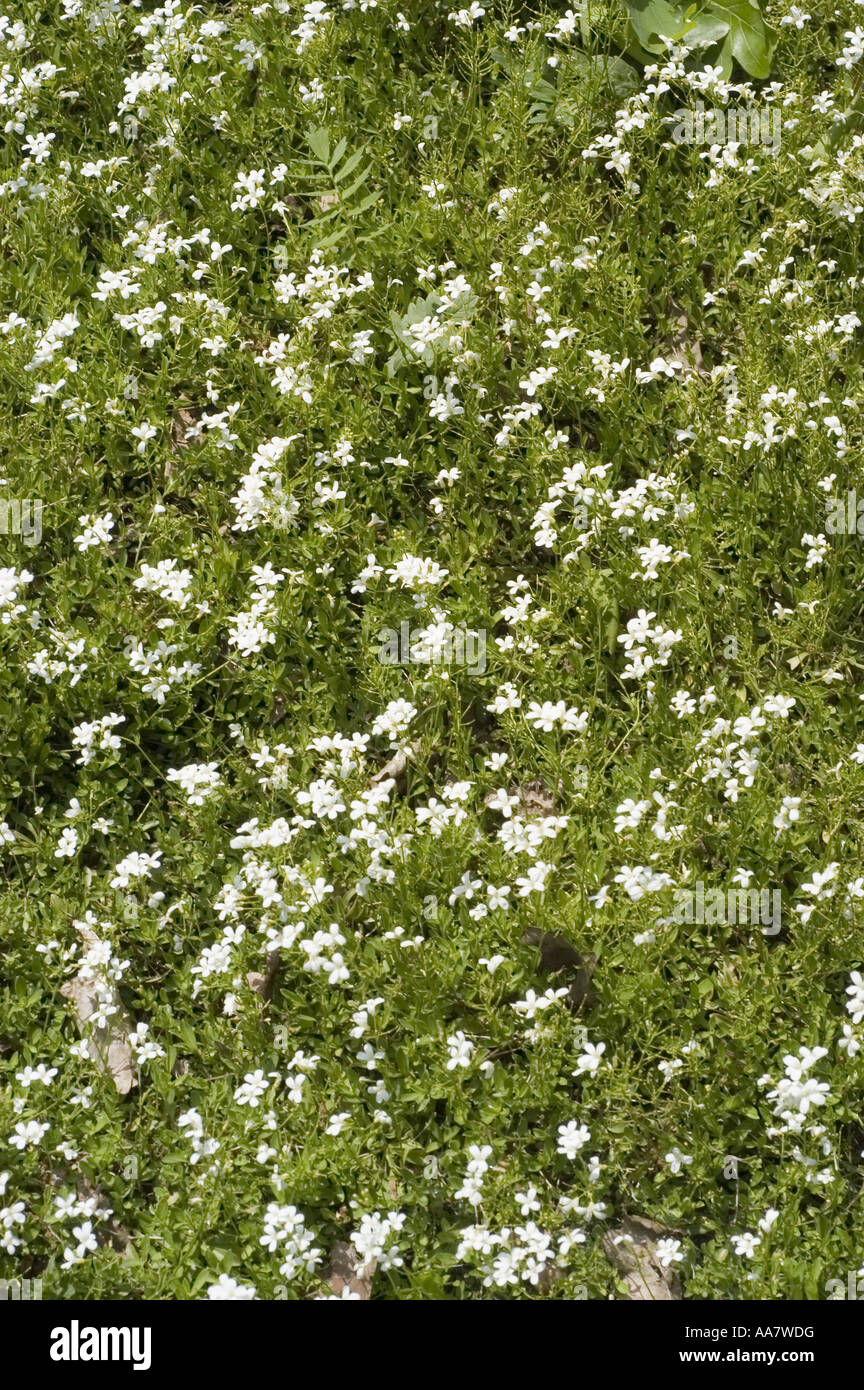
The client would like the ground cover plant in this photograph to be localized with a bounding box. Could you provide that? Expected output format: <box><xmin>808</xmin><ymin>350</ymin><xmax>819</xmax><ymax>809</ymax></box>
<box><xmin>2</xmin><ymin>0</ymin><xmax>864</xmax><ymax>1302</ymax></box>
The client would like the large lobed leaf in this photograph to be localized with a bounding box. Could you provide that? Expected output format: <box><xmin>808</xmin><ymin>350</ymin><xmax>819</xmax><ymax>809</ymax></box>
<box><xmin>620</xmin><ymin>0</ymin><xmax>776</xmax><ymax>80</ymax></box>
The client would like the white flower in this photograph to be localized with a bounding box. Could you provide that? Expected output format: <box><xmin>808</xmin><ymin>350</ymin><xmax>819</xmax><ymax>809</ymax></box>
<box><xmin>55</xmin><ymin>827</ymin><xmax>79</xmax><ymax>859</ymax></box>
<box><xmin>557</xmin><ymin>1120</ymin><xmax>590</xmax><ymax>1159</ymax></box>
<box><xmin>9</xmin><ymin>1120</ymin><xmax>50</xmax><ymax>1150</ymax></box>
<box><xmin>206</xmin><ymin>1274</ymin><xmax>258</xmax><ymax>1300</ymax></box>
<box><xmin>573</xmin><ymin>1042</ymin><xmax>606</xmax><ymax>1075</ymax></box>
<box><xmin>655</xmin><ymin>1237</ymin><xmax>683</xmax><ymax>1268</ymax></box>
<box><xmin>167</xmin><ymin>762</ymin><xmax>222</xmax><ymax>805</ymax></box>
<box><xmin>74</xmin><ymin>511</ymin><xmax>115</xmax><ymax>550</ymax></box>
<box><xmin>664</xmin><ymin>1147</ymin><xmax>693</xmax><ymax>1175</ymax></box>
<box><xmin>371</xmin><ymin>698</ymin><xmax>417</xmax><ymax>742</ymax></box>
<box><xmin>731</xmin><ymin>1232</ymin><xmax>761</xmax><ymax>1258</ymax></box>
<box><xmin>526</xmin><ymin>700</ymin><xmax>587</xmax><ymax>733</ymax></box>
<box><xmin>234</xmin><ymin>1070</ymin><xmax>271</xmax><ymax>1107</ymax></box>
<box><xmin>846</xmin><ymin>971</ymin><xmax>864</xmax><ymax>1024</ymax></box>
<box><xmin>446</xmin><ymin>1031</ymin><xmax>475</xmax><ymax>1070</ymax></box>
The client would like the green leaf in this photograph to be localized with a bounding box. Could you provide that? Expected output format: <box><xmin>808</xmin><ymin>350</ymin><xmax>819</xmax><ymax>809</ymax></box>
<box><xmin>596</xmin><ymin>53</ymin><xmax>642</xmax><ymax>97</ymax></box>
<box><xmin>619</xmin><ymin>0</ymin><xmax>776</xmax><ymax>79</ymax></box>
<box><xmin>571</xmin><ymin>50</ymin><xmax>641</xmax><ymax>97</ymax></box>
<box><xmin>621</xmin><ymin>0</ymin><xmax>697</xmax><ymax>52</ymax></box>
<box><xmin>305</xmin><ymin>126</ymin><xmax>330</xmax><ymax>164</ymax></box>
<box><xmin>332</xmin><ymin>147</ymin><xmax>367</xmax><ymax>183</ymax></box>
<box><xmin>709</xmin><ymin>0</ymin><xmax>777</xmax><ymax>79</ymax></box>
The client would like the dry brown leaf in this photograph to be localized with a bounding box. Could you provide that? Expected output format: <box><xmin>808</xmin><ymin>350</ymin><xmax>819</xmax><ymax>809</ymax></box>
<box><xmin>170</xmin><ymin>405</ymin><xmax>196</xmax><ymax>452</ymax></box>
<box><xmin>322</xmin><ymin>1241</ymin><xmax>375</xmax><ymax>1300</ymax></box>
<box><xmin>371</xmin><ymin>749</ymin><xmax>406</xmax><ymax>784</ymax></box>
<box><xmin>60</xmin><ymin>922</ymin><xmax>137</xmax><ymax>1096</ymax></box>
<box><xmin>76</xmin><ymin>1176</ymin><xmax>132</xmax><ymax>1251</ymax></box>
<box><xmin>537</xmin><ymin>1263</ymin><xmax>566</xmax><ymax>1293</ymax></box>
<box><xmin>602</xmin><ymin>1216</ymin><xmax>682</xmax><ymax>1300</ymax></box>
<box><xmin>370</xmin><ymin>740</ymin><xmax>420</xmax><ymax>786</ymax></box>
<box><xmin>484</xmin><ymin>779</ymin><xmax>560</xmax><ymax>817</ymax></box>
<box><xmin>246</xmin><ymin>949</ymin><xmax>281</xmax><ymax>1002</ymax></box>
<box><xmin>667</xmin><ymin>299</ymin><xmax>707</xmax><ymax>378</ymax></box>
<box><xmin>522</xmin><ymin>927</ymin><xmax>597</xmax><ymax>1009</ymax></box>
<box><xmin>517</xmin><ymin>779</ymin><xmax>559</xmax><ymax>815</ymax></box>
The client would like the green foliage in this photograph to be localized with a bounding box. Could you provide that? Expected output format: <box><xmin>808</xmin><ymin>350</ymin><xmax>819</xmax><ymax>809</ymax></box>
<box><xmin>0</xmin><ymin>0</ymin><xmax>862</xmax><ymax>1305</ymax></box>
<box><xmin>620</xmin><ymin>0</ymin><xmax>777</xmax><ymax>78</ymax></box>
